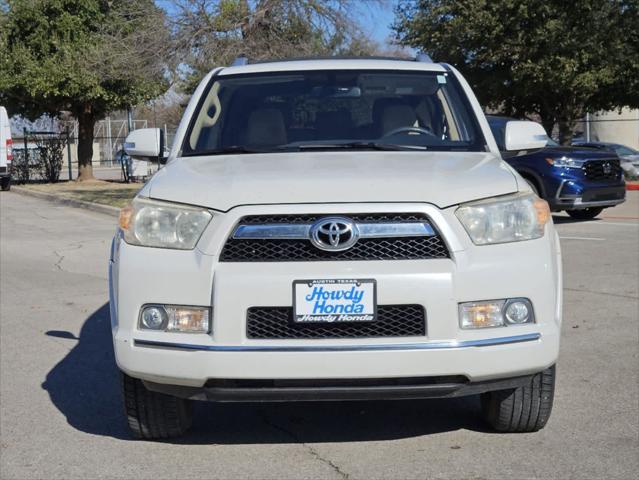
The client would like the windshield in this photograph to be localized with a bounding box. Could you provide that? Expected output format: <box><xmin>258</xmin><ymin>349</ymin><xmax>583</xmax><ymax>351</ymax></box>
<box><xmin>615</xmin><ymin>145</ymin><xmax>638</xmax><ymax>156</ymax></box>
<box><xmin>183</xmin><ymin>70</ymin><xmax>486</xmax><ymax>155</ymax></box>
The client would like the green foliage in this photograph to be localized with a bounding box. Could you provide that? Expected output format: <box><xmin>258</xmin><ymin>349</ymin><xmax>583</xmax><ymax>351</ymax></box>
<box><xmin>0</xmin><ymin>0</ymin><xmax>168</xmax><ymax>119</ymax></box>
<box><xmin>394</xmin><ymin>0</ymin><xmax>639</xmax><ymax>143</ymax></box>
<box><xmin>0</xmin><ymin>0</ymin><xmax>170</xmax><ymax>178</ymax></box>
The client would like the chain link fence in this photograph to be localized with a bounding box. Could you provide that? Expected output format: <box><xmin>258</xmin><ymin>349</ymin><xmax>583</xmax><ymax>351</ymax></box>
<box><xmin>11</xmin><ymin>119</ymin><xmax>177</xmax><ymax>183</ymax></box>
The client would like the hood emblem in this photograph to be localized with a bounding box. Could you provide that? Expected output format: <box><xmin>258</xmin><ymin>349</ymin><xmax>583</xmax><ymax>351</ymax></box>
<box><xmin>602</xmin><ymin>162</ymin><xmax>612</xmax><ymax>175</ymax></box>
<box><xmin>310</xmin><ymin>217</ymin><xmax>359</xmax><ymax>251</ymax></box>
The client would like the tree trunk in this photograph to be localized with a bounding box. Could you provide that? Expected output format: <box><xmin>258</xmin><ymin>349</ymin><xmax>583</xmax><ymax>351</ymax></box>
<box><xmin>557</xmin><ymin>120</ymin><xmax>574</xmax><ymax>146</ymax></box>
<box><xmin>540</xmin><ymin>117</ymin><xmax>556</xmax><ymax>139</ymax></box>
<box><xmin>77</xmin><ymin>105</ymin><xmax>96</xmax><ymax>181</ymax></box>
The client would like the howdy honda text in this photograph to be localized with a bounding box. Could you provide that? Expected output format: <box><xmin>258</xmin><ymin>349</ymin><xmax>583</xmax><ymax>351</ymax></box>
<box><xmin>294</xmin><ymin>279</ymin><xmax>376</xmax><ymax>322</ymax></box>
<box><xmin>111</xmin><ymin>56</ymin><xmax>562</xmax><ymax>440</ymax></box>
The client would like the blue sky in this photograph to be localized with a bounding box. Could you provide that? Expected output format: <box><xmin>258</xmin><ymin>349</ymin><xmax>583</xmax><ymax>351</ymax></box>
<box><xmin>368</xmin><ymin>0</ymin><xmax>398</xmax><ymax>44</ymax></box>
<box><xmin>157</xmin><ymin>0</ymin><xmax>399</xmax><ymax>47</ymax></box>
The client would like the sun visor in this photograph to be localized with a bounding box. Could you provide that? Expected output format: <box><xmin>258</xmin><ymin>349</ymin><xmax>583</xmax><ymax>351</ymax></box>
<box><xmin>360</xmin><ymin>74</ymin><xmax>441</xmax><ymax>96</ymax></box>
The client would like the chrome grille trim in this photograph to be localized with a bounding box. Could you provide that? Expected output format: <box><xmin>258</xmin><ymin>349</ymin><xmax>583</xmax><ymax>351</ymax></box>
<box><xmin>232</xmin><ymin>221</ymin><xmax>436</xmax><ymax>240</ymax></box>
<box><xmin>133</xmin><ymin>333</ymin><xmax>542</xmax><ymax>352</ymax></box>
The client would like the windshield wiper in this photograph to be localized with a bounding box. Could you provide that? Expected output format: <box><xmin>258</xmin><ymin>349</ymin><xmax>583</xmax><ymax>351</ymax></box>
<box><xmin>295</xmin><ymin>142</ymin><xmax>428</xmax><ymax>151</ymax></box>
<box><xmin>182</xmin><ymin>142</ymin><xmax>428</xmax><ymax>156</ymax></box>
<box><xmin>182</xmin><ymin>145</ymin><xmax>300</xmax><ymax>156</ymax></box>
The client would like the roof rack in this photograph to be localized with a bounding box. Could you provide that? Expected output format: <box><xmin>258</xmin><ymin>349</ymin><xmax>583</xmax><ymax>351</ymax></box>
<box><xmin>229</xmin><ymin>54</ymin><xmax>434</xmax><ymax>66</ymax></box>
<box><xmin>231</xmin><ymin>54</ymin><xmax>249</xmax><ymax>66</ymax></box>
<box><xmin>415</xmin><ymin>52</ymin><xmax>433</xmax><ymax>63</ymax></box>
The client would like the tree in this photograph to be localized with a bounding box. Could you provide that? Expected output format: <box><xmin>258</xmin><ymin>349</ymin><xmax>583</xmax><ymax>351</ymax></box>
<box><xmin>0</xmin><ymin>0</ymin><xmax>172</xmax><ymax>180</ymax></box>
<box><xmin>393</xmin><ymin>0</ymin><xmax>639</xmax><ymax>144</ymax></box>
<box><xmin>171</xmin><ymin>0</ymin><xmax>382</xmax><ymax>91</ymax></box>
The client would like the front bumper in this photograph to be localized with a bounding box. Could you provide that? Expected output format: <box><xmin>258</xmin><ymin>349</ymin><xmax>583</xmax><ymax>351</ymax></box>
<box><xmin>110</xmin><ymin>202</ymin><xmax>562</xmax><ymax>389</ymax></box>
<box><xmin>142</xmin><ymin>372</ymin><xmax>540</xmax><ymax>402</ymax></box>
<box><xmin>550</xmin><ymin>180</ymin><xmax>626</xmax><ymax>210</ymax></box>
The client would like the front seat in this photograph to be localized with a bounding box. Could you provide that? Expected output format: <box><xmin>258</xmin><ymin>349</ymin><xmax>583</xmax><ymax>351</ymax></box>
<box><xmin>373</xmin><ymin>99</ymin><xmax>418</xmax><ymax>137</ymax></box>
<box><xmin>245</xmin><ymin>108</ymin><xmax>287</xmax><ymax>147</ymax></box>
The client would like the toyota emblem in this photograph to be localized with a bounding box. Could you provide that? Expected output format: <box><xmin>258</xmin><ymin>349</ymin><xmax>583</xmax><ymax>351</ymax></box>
<box><xmin>310</xmin><ymin>217</ymin><xmax>359</xmax><ymax>251</ymax></box>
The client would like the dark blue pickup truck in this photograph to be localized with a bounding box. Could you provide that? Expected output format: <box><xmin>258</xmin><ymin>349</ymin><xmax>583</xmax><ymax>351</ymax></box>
<box><xmin>487</xmin><ymin>116</ymin><xmax>626</xmax><ymax>219</ymax></box>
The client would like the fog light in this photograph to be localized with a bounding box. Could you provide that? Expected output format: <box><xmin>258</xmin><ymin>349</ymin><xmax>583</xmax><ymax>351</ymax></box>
<box><xmin>504</xmin><ymin>299</ymin><xmax>534</xmax><ymax>324</ymax></box>
<box><xmin>165</xmin><ymin>306</ymin><xmax>210</xmax><ymax>333</ymax></box>
<box><xmin>139</xmin><ymin>305</ymin><xmax>211</xmax><ymax>333</ymax></box>
<box><xmin>140</xmin><ymin>306</ymin><xmax>168</xmax><ymax>330</ymax></box>
<box><xmin>459</xmin><ymin>298</ymin><xmax>535</xmax><ymax>329</ymax></box>
<box><xmin>459</xmin><ymin>301</ymin><xmax>505</xmax><ymax>329</ymax></box>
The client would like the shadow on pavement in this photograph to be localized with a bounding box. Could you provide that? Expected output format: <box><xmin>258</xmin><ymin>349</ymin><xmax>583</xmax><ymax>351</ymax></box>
<box><xmin>43</xmin><ymin>302</ymin><xmax>490</xmax><ymax>444</ymax></box>
<box><xmin>42</xmin><ymin>303</ymin><xmax>129</xmax><ymax>440</ymax></box>
<box><xmin>552</xmin><ymin>214</ymin><xmax>602</xmax><ymax>224</ymax></box>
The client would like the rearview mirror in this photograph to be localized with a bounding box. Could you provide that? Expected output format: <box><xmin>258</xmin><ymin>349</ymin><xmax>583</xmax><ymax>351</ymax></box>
<box><xmin>124</xmin><ymin>128</ymin><xmax>165</xmax><ymax>160</ymax></box>
<box><xmin>504</xmin><ymin>121</ymin><xmax>548</xmax><ymax>151</ymax></box>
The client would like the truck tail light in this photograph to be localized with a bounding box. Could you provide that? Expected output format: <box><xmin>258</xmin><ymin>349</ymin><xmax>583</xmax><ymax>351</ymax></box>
<box><xmin>6</xmin><ymin>139</ymin><xmax>12</xmax><ymax>162</ymax></box>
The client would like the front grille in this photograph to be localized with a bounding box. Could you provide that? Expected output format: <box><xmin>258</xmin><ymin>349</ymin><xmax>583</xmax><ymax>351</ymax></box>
<box><xmin>0</xmin><ymin>166</ymin><xmax>6</xmax><ymax>174</ymax></box>
<box><xmin>583</xmin><ymin>159</ymin><xmax>621</xmax><ymax>181</ymax></box>
<box><xmin>247</xmin><ymin>304</ymin><xmax>426</xmax><ymax>339</ymax></box>
<box><xmin>221</xmin><ymin>213</ymin><xmax>450</xmax><ymax>262</ymax></box>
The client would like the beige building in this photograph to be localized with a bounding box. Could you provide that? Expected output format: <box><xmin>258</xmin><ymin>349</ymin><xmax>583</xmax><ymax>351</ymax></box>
<box><xmin>588</xmin><ymin>108</ymin><xmax>639</xmax><ymax>149</ymax></box>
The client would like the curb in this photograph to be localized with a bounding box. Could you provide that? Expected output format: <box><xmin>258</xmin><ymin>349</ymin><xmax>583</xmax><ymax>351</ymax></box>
<box><xmin>626</xmin><ymin>183</ymin><xmax>639</xmax><ymax>191</ymax></box>
<box><xmin>11</xmin><ymin>186</ymin><xmax>120</xmax><ymax>218</ymax></box>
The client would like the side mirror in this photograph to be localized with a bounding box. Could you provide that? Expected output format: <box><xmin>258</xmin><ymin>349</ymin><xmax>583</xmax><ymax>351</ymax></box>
<box><xmin>504</xmin><ymin>121</ymin><xmax>548</xmax><ymax>151</ymax></box>
<box><xmin>124</xmin><ymin>128</ymin><xmax>166</xmax><ymax>161</ymax></box>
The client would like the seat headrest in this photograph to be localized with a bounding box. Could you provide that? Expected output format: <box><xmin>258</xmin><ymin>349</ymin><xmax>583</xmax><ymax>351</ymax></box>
<box><xmin>382</xmin><ymin>104</ymin><xmax>417</xmax><ymax>135</ymax></box>
<box><xmin>316</xmin><ymin>109</ymin><xmax>353</xmax><ymax>139</ymax></box>
<box><xmin>245</xmin><ymin>108</ymin><xmax>287</xmax><ymax>146</ymax></box>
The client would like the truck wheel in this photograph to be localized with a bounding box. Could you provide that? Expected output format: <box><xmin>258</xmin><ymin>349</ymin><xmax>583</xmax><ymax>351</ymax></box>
<box><xmin>121</xmin><ymin>372</ymin><xmax>192</xmax><ymax>439</ymax></box>
<box><xmin>481</xmin><ymin>365</ymin><xmax>555</xmax><ymax>433</ymax></box>
<box><xmin>1</xmin><ymin>177</ymin><xmax>10</xmax><ymax>191</ymax></box>
<box><xmin>567</xmin><ymin>208</ymin><xmax>603</xmax><ymax>220</ymax></box>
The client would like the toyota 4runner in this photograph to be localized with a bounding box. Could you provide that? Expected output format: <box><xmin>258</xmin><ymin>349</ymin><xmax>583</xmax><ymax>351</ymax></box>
<box><xmin>111</xmin><ymin>56</ymin><xmax>562</xmax><ymax>439</ymax></box>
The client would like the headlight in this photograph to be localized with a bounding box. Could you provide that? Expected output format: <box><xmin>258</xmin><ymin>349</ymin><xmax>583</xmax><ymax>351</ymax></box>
<box><xmin>545</xmin><ymin>156</ymin><xmax>585</xmax><ymax>169</ymax></box>
<box><xmin>455</xmin><ymin>193</ymin><xmax>550</xmax><ymax>245</ymax></box>
<box><xmin>119</xmin><ymin>197</ymin><xmax>212</xmax><ymax>249</ymax></box>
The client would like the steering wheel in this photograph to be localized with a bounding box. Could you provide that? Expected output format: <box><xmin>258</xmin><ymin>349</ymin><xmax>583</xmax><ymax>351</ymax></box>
<box><xmin>381</xmin><ymin>126</ymin><xmax>437</xmax><ymax>138</ymax></box>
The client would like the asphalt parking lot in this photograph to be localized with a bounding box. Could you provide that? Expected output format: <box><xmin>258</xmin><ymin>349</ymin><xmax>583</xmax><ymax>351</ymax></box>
<box><xmin>1</xmin><ymin>191</ymin><xmax>637</xmax><ymax>480</ymax></box>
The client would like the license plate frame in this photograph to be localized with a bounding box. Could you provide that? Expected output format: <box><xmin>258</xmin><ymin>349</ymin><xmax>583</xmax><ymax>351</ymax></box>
<box><xmin>292</xmin><ymin>279</ymin><xmax>377</xmax><ymax>324</ymax></box>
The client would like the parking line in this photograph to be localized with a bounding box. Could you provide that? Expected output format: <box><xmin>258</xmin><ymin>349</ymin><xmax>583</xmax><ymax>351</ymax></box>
<box><xmin>559</xmin><ymin>236</ymin><xmax>606</xmax><ymax>241</ymax></box>
<box><xmin>589</xmin><ymin>221</ymin><xmax>639</xmax><ymax>227</ymax></box>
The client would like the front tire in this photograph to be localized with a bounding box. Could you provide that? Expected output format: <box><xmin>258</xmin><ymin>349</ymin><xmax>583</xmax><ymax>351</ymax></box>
<box><xmin>121</xmin><ymin>372</ymin><xmax>193</xmax><ymax>440</ymax></box>
<box><xmin>481</xmin><ymin>365</ymin><xmax>556</xmax><ymax>433</ymax></box>
<box><xmin>567</xmin><ymin>207</ymin><xmax>603</xmax><ymax>220</ymax></box>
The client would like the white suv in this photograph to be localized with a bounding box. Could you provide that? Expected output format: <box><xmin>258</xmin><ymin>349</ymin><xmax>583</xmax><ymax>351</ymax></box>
<box><xmin>111</xmin><ymin>57</ymin><xmax>562</xmax><ymax>439</ymax></box>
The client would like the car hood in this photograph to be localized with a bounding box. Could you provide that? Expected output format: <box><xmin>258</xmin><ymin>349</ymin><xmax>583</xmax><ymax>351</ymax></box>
<box><xmin>544</xmin><ymin>146</ymin><xmax>617</xmax><ymax>159</ymax></box>
<box><xmin>145</xmin><ymin>151</ymin><xmax>519</xmax><ymax>211</ymax></box>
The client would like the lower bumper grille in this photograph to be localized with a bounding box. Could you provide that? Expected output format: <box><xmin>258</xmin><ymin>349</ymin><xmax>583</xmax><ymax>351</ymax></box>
<box><xmin>581</xmin><ymin>186</ymin><xmax>626</xmax><ymax>202</ymax></box>
<box><xmin>247</xmin><ymin>304</ymin><xmax>426</xmax><ymax>339</ymax></box>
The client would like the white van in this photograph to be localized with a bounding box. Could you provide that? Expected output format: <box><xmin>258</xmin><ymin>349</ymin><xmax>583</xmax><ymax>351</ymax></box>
<box><xmin>0</xmin><ymin>106</ymin><xmax>12</xmax><ymax>191</ymax></box>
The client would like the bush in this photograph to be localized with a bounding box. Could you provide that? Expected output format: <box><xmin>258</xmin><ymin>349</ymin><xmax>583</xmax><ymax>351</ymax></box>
<box><xmin>34</xmin><ymin>133</ymin><xmax>67</xmax><ymax>183</ymax></box>
<box><xmin>10</xmin><ymin>150</ymin><xmax>34</xmax><ymax>183</ymax></box>
<box><xmin>11</xmin><ymin>132</ymin><xmax>68</xmax><ymax>184</ymax></box>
